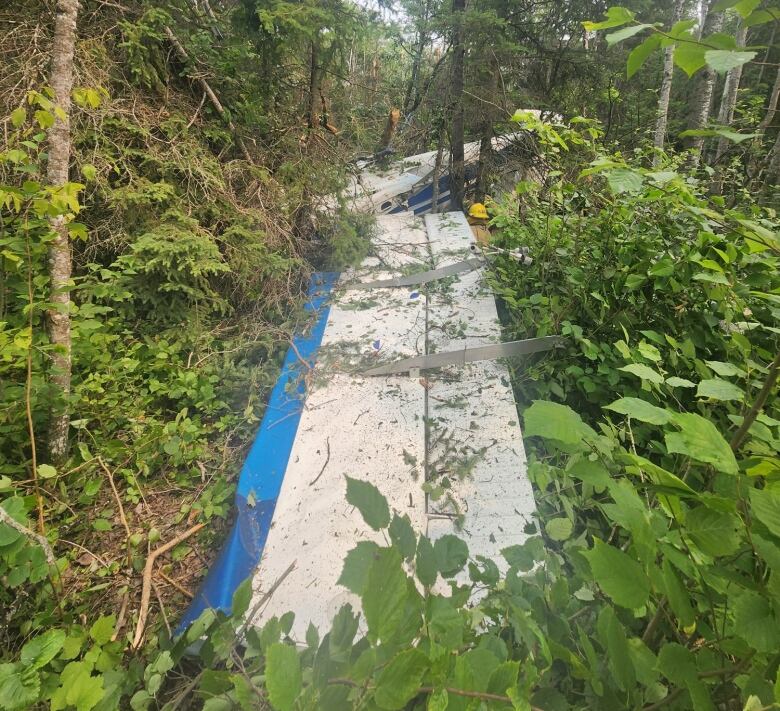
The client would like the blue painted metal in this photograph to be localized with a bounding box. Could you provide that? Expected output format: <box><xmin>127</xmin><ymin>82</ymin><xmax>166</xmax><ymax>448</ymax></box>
<box><xmin>177</xmin><ymin>272</ymin><xmax>339</xmax><ymax>631</ymax></box>
<box><xmin>390</xmin><ymin>166</ymin><xmax>478</xmax><ymax>216</ymax></box>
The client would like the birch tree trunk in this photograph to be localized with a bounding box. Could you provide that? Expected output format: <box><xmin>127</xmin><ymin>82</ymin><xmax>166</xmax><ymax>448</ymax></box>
<box><xmin>714</xmin><ymin>23</ymin><xmax>748</xmax><ymax>162</ymax></box>
<box><xmin>653</xmin><ymin>0</ymin><xmax>685</xmax><ymax>160</ymax></box>
<box><xmin>685</xmin><ymin>0</ymin><xmax>723</xmax><ymax>167</ymax></box>
<box><xmin>46</xmin><ymin>0</ymin><xmax>80</xmax><ymax>464</ymax></box>
<box><xmin>448</xmin><ymin>0</ymin><xmax>466</xmax><ymax>212</ymax></box>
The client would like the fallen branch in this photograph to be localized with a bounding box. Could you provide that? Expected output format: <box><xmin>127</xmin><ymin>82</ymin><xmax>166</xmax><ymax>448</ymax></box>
<box><xmin>131</xmin><ymin>522</ymin><xmax>205</xmax><ymax>649</ymax></box>
<box><xmin>98</xmin><ymin>456</ymin><xmax>131</xmax><ymax>538</ymax></box>
<box><xmin>0</xmin><ymin>505</ymin><xmax>55</xmax><ymax>565</ymax></box>
<box><xmin>159</xmin><ymin>570</ymin><xmax>194</xmax><ymax>599</ymax></box>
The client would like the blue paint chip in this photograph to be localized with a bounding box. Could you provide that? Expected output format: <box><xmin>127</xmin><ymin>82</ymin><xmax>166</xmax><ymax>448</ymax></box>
<box><xmin>372</xmin><ymin>339</ymin><xmax>382</xmax><ymax>351</ymax></box>
<box><xmin>177</xmin><ymin>272</ymin><xmax>338</xmax><ymax>633</ymax></box>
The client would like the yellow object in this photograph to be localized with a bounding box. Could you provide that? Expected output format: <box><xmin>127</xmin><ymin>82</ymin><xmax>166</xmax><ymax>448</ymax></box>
<box><xmin>468</xmin><ymin>202</ymin><xmax>488</xmax><ymax>220</ymax></box>
<box><xmin>470</xmin><ymin>224</ymin><xmax>491</xmax><ymax>246</ymax></box>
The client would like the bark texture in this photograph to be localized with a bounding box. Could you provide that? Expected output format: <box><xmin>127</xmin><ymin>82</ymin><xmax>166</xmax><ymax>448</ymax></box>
<box><xmin>653</xmin><ymin>0</ymin><xmax>685</xmax><ymax>159</ymax></box>
<box><xmin>46</xmin><ymin>0</ymin><xmax>80</xmax><ymax>464</ymax></box>
<box><xmin>685</xmin><ymin>0</ymin><xmax>723</xmax><ymax>167</ymax></box>
<box><xmin>402</xmin><ymin>0</ymin><xmax>433</xmax><ymax>117</ymax></box>
<box><xmin>758</xmin><ymin>65</ymin><xmax>780</xmax><ymax>134</ymax></box>
<box><xmin>378</xmin><ymin>108</ymin><xmax>401</xmax><ymax>151</ymax></box>
<box><xmin>448</xmin><ymin>0</ymin><xmax>466</xmax><ymax>211</ymax></box>
<box><xmin>714</xmin><ymin>23</ymin><xmax>748</xmax><ymax>162</ymax></box>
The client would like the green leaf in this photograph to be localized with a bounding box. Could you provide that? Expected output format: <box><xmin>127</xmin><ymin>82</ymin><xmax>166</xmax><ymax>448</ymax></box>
<box><xmin>696</xmin><ymin>378</ymin><xmax>744</xmax><ymax>401</ymax></box>
<box><xmin>606</xmin><ymin>168</ymin><xmax>644</xmax><ymax>194</ymax></box>
<box><xmin>582</xmin><ymin>6</ymin><xmax>635</xmax><ymax>31</ymax></box>
<box><xmin>388</xmin><ymin>514</ymin><xmax>416</xmax><ymax>560</ymax></box>
<box><xmin>749</xmin><ymin>488</ymin><xmax>780</xmax><ymax>537</ymax></box>
<box><xmin>37</xmin><ymin>464</ymin><xmax>57</xmax><ymax>479</ymax></box>
<box><xmin>627</xmin><ymin>33</ymin><xmax>662</xmax><ymax>77</ymax></box>
<box><xmin>0</xmin><ymin>664</ymin><xmax>40</xmax><ymax>711</ymax></box>
<box><xmin>665</xmin><ymin>413</ymin><xmax>738</xmax><ymax>475</ymax></box>
<box><xmin>374</xmin><ymin>649</ymin><xmax>428</xmax><ymax>710</ymax></box>
<box><xmin>606</xmin><ymin>397</ymin><xmax>671</xmax><ymax>424</ymax></box>
<box><xmin>619</xmin><ymin>363</ymin><xmax>664</xmax><ymax>384</ymax></box>
<box><xmin>686</xmin><ymin>507</ymin><xmax>741</xmax><ymax>557</ymax></box>
<box><xmin>545</xmin><ymin>517</ymin><xmax>573</xmax><ymax>541</ymax></box>
<box><xmin>81</xmin><ymin>164</ymin><xmax>97</xmax><ymax>181</ymax></box>
<box><xmin>415</xmin><ymin>535</ymin><xmax>437</xmax><ymax>587</ymax></box>
<box><xmin>704</xmin><ymin>49</ymin><xmax>756</xmax><ymax>73</ymax></box>
<box><xmin>51</xmin><ymin>661</ymin><xmax>104</xmax><ymax>711</ymax></box>
<box><xmin>606</xmin><ymin>23</ymin><xmax>651</xmax><ymax>45</ymax></box>
<box><xmin>329</xmin><ymin>604</ymin><xmax>359</xmax><ymax>656</ymax></box>
<box><xmin>345</xmin><ymin>476</ymin><xmax>390</xmax><ymax>530</ymax></box>
<box><xmin>427</xmin><ymin>689</ymin><xmax>448</xmax><ymax>710</ymax></box>
<box><xmin>674</xmin><ymin>40</ymin><xmax>707</xmax><ymax>76</ymax></box>
<box><xmin>627</xmin><ymin>455</ymin><xmax>698</xmax><ymax>497</ymax></box>
<box><xmin>662</xmin><ymin>560</ymin><xmax>695</xmax><ymax>627</ymax></box>
<box><xmin>362</xmin><ymin>547</ymin><xmax>409</xmax><ymax>643</ymax></box>
<box><xmin>523</xmin><ymin>400</ymin><xmax>597</xmax><ymax>447</ymax></box>
<box><xmin>265</xmin><ymin>643</ymin><xmax>301</xmax><ymax>711</ymax></box>
<box><xmin>705</xmin><ymin>360</ymin><xmax>746</xmax><ymax>377</ymax></box>
<box><xmin>20</xmin><ymin>630</ymin><xmax>66</xmax><ymax>670</ymax></box>
<box><xmin>597</xmin><ymin>607</ymin><xmax>635</xmax><ymax>691</ymax></box>
<box><xmin>657</xmin><ymin>642</ymin><xmax>697</xmax><ymax>685</ymax></box>
<box><xmin>89</xmin><ymin>615</ymin><xmax>116</xmax><ymax>646</ymax></box>
<box><xmin>666</xmin><ymin>376</ymin><xmax>696</xmax><ymax>388</ymax></box>
<box><xmin>10</xmin><ymin>108</ymin><xmax>26</xmax><ymax>128</ymax></box>
<box><xmin>433</xmin><ymin>534</ymin><xmax>468</xmax><ymax>577</ymax></box>
<box><xmin>231</xmin><ymin>578</ymin><xmax>253</xmax><ymax>618</ymax></box>
<box><xmin>584</xmin><ymin>539</ymin><xmax>650</xmax><ymax>609</ymax></box>
<box><xmin>733</xmin><ymin>590</ymin><xmax>780</xmax><ymax>652</ymax></box>
<box><xmin>744</xmin><ymin>7</ymin><xmax>780</xmax><ymax>26</ymax></box>
<box><xmin>337</xmin><ymin>541</ymin><xmax>380</xmax><ymax>595</ymax></box>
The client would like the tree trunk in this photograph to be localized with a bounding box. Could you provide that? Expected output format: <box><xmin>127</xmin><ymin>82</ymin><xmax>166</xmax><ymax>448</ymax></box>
<box><xmin>308</xmin><ymin>37</ymin><xmax>321</xmax><ymax>130</ymax></box>
<box><xmin>714</xmin><ymin>23</ymin><xmax>748</xmax><ymax>162</ymax></box>
<box><xmin>448</xmin><ymin>0</ymin><xmax>466</xmax><ymax>211</ymax></box>
<box><xmin>758</xmin><ymin>65</ymin><xmax>780</xmax><ymax>134</ymax></box>
<box><xmin>685</xmin><ymin>0</ymin><xmax>723</xmax><ymax>167</ymax></box>
<box><xmin>653</xmin><ymin>0</ymin><xmax>685</xmax><ymax>159</ymax></box>
<box><xmin>766</xmin><ymin>131</ymin><xmax>780</xmax><ymax>186</ymax></box>
<box><xmin>402</xmin><ymin>0</ymin><xmax>432</xmax><ymax>117</ymax></box>
<box><xmin>46</xmin><ymin>0</ymin><xmax>80</xmax><ymax>465</ymax></box>
<box><xmin>431</xmin><ymin>123</ymin><xmax>446</xmax><ymax>214</ymax></box>
<box><xmin>377</xmin><ymin>108</ymin><xmax>401</xmax><ymax>152</ymax></box>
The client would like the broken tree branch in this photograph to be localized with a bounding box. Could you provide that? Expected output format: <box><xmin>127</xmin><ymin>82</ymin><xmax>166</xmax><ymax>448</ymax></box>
<box><xmin>164</xmin><ymin>26</ymin><xmax>253</xmax><ymax>163</ymax></box>
<box><xmin>131</xmin><ymin>522</ymin><xmax>205</xmax><ymax>649</ymax></box>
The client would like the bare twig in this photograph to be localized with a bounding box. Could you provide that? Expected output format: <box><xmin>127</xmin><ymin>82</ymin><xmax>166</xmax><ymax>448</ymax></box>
<box><xmin>730</xmin><ymin>351</ymin><xmax>780</xmax><ymax>452</ymax></box>
<box><xmin>159</xmin><ymin>570</ymin><xmax>194</xmax><ymax>599</ymax></box>
<box><xmin>308</xmin><ymin>437</ymin><xmax>331</xmax><ymax>486</ymax></box>
<box><xmin>98</xmin><ymin>456</ymin><xmax>131</xmax><ymax>540</ymax></box>
<box><xmin>152</xmin><ymin>580</ymin><xmax>172</xmax><ymax>636</ymax></box>
<box><xmin>112</xmin><ymin>590</ymin><xmax>130</xmax><ymax>642</ymax></box>
<box><xmin>131</xmin><ymin>523</ymin><xmax>205</xmax><ymax>649</ymax></box>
